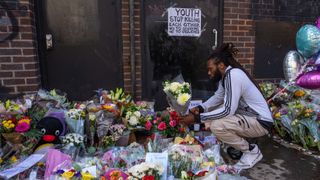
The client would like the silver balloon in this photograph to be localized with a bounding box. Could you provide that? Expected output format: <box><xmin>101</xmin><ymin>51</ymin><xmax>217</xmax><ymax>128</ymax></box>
<box><xmin>283</xmin><ymin>51</ymin><xmax>304</xmax><ymax>81</ymax></box>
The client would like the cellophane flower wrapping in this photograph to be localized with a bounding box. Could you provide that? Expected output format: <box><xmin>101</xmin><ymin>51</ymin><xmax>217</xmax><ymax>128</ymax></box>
<box><xmin>163</xmin><ymin>75</ymin><xmax>191</xmax><ymax>116</ymax></box>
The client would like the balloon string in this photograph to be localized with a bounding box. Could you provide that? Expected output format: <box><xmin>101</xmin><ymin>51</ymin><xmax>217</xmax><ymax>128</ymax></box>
<box><xmin>267</xmin><ymin>59</ymin><xmax>311</xmax><ymax>104</ymax></box>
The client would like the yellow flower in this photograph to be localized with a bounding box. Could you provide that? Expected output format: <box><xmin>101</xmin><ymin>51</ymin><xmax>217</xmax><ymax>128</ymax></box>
<box><xmin>61</xmin><ymin>171</ymin><xmax>75</xmax><ymax>179</ymax></box>
<box><xmin>294</xmin><ymin>90</ymin><xmax>305</xmax><ymax>97</ymax></box>
<box><xmin>10</xmin><ymin>156</ymin><xmax>17</xmax><ymax>163</ymax></box>
<box><xmin>177</xmin><ymin>93</ymin><xmax>191</xmax><ymax>106</ymax></box>
<box><xmin>102</xmin><ymin>105</ymin><xmax>113</xmax><ymax>110</ymax></box>
<box><xmin>0</xmin><ymin>158</ymin><xmax>3</xmax><ymax>164</ymax></box>
<box><xmin>274</xmin><ymin>112</ymin><xmax>281</xmax><ymax>119</ymax></box>
<box><xmin>81</xmin><ymin>171</ymin><xmax>94</xmax><ymax>180</ymax></box>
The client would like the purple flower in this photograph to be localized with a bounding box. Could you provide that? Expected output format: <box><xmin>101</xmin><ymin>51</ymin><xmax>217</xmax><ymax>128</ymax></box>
<box><xmin>56</xmin><ymin>169</ymin><xmax>65</xmax><ymax>175</ymax></box>
<box><xmin>75</xmin><ymin>171</ymin><xmax>82</xmax><ymax>178</ymax></box>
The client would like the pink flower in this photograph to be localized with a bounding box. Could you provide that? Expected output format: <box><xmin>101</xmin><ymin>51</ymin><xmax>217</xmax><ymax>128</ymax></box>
<box><xmin>153</xmin><ymin>120</ymin><xmax>157</xmax><ymax>124</ymax></box>
<box><xmin>169</xmin><ymin>120</ymin><xmax>176</xmax><ymax>127</ymax></box>
<box><xmin>145</xmin><ymin>121</ymin><xmax>152</xmax><ymax>131</ymax></box>
<box><xmin>157</xmin><ymin>122</ymin><xmax>166</xmax><ymax>131</ymax></box>
<box><xmin>15</xmin><ymin>122</ymin><xmax>30</xmax><ymax>133</ymax></box>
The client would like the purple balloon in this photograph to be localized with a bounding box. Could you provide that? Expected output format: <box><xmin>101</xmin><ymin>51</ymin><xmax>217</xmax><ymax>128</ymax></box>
<box><xmin>316</xmin><ymin>17</ymin><xmax>320</xmax><ymax>29</ymax></box>
<box><xmin>296</xmin><ymin>71</ymin><xmax>320</xmax><ymax>89</ymax></box>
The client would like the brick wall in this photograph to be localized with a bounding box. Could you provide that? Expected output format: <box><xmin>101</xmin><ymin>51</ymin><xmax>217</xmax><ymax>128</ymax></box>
<box><xmin>224</xmin><ymin>0</ymin><xmax>320</xmax><ymax>83</ymax></box>
<box><xmin>0</xmin><ymin>0</ymin><xmax>40</xmax><ymax>95</ymax></box>
<box><xmin>121</xmin><ymin>0</ymin><xmax>142</xmax><ymax>99</ymax></box>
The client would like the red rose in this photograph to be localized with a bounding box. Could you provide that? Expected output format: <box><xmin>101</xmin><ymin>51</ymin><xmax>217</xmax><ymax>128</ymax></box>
<box><xmin>157</xmin><ymin>122</ymin><xmax>166</xmax><ymax>131</ymax></box>
<box><xmin>169</xmin><ymin>120</ymin><xmax>176</xmax><ymax>127</ymax></box>
<box><xmin>142</xmin><ymin>175</ymin><xmax>155</xmax><ymax>180</ymax></box>
<box><xmin>145</xmin><ymin>121</ymin><xmax>152</xmax><ymax>131</ymax></box>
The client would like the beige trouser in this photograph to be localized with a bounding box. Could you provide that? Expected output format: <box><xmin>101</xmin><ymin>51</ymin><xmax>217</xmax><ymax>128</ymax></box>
<box><xmin>209</xmin><ymin>114</ymin><xmax>268</xmax><ymax>152</ymax></box>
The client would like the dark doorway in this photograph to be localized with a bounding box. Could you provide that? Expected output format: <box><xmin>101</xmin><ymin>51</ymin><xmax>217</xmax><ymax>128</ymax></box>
<box><xmin>36</xmin><ymin>0</ymin><xmax>123</xmax><ymax>100</ymax></box>
<box><xmin>141</xmin><ymin>0</ymin><xmax>223</xmax><ymax>110</ymax></box>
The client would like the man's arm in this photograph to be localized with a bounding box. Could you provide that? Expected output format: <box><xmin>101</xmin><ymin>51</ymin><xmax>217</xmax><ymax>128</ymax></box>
<box><xmin>200</xmin><ymin>81</ymin><xmax>225</xmax><ymax>112</ymax></box>
<box><xmin>200</xmin><ymin>69</ymin><xmax>243</xmax><ymax>121</ymax></box>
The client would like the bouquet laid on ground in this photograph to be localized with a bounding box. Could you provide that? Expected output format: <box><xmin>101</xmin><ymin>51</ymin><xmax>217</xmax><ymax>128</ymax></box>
<box><xmin>65</xmin><ymin>103</ymin><xmax>86</xmax><ymax>135</ymax></box>
<box><xmin>122</xmin><ymin>103</ymin><xmax>154</xmax><ymax>129</ymax></box>
<box><xmin>145</xmin><ymin>111</ymin><xmax>181</xmax><ymax>138</ymax></box>
<box><xmin>36</xmin><ymin>89</ymin><xmax>69</xmax><ymax>108</ymax></box>
<box><xmin>0</xmin><ymin>99</ymin><xmax>31</xmax><ymax>115</ymax></box>
<box><xmin>163</xmin><ymin>80</ymin><xmax>191</xmax><ymax>116</ymax></box>
<box><xmin>101</xmin><ymin>124</ymin><xmax>128</xmax><ymax>148</ymax></box>
<box><xmin>260</xmin><ymin>81</ymin><xmax>320</xmax><ymax>151</ymax></box>
<box><xmin>127</xmin><ymin>162</ymin><xmax>163</xmax><ymax>180</ymax></box>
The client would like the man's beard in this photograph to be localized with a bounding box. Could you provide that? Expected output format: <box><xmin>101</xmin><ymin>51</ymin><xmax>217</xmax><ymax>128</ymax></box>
<box><xmin>211</xmin><ymin>70</ymin><xmax>222</xmax><ymax>83</ymax></box>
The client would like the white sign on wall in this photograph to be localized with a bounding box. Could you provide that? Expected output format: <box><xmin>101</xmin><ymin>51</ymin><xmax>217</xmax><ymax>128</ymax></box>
<box><xmin>167</xmin><ymin>7</ymin><xmax>201</xmax><ymax>37</ymax></box>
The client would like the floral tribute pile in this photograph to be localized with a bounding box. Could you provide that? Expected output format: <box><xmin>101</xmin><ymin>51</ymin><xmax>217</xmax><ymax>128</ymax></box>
<box><xmin>0</xmin><ymin>88</ymin><xmax>240</xmax><ymax>180</ymax></box>
<box><xmin>260</xmin><ymin>81</ymin><xmax>320</xmax><ymax>151</ymax></box>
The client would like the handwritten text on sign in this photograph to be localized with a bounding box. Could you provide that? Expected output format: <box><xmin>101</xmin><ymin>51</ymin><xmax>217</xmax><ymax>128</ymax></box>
<box><xmin>168</xmin><ymin>8</ymin><xmax>201</xmax><ymax>37</ymax></box>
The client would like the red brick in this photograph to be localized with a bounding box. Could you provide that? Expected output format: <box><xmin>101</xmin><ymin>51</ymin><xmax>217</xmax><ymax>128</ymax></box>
<box><xmin>13</xmin><ymin>56</ymin><xmax>36</xmax><ymax>62</ymax></box>
<box><xmin>24</xmin><ymin>63</ymin><xmax>38</xmax><ymax>70</ymax></box>
<box><xmin>20</xmin><ymin>18</ymin><xmax>32</xmax><ymax>25</ymax></box>
<box><xmin>224</xmin><ymin>25</ymin><xmax>238</xmax><ymax>30</ymax></box>
<box><xmin>0</xmin><ymin>27</ymin><xmax>7</xmax><ymax>32</ymax></box>
<box><xmin>224</xmin><ymin>20</ymin><xmax>231</xmax><ymax>24</ymax></box>
<box><xmin>232</xmin><ymin>20</ymin><xmax>245</xmax><ymax>25</ymax></box>
<box><xmin>22</xmin><ymin>48</ymin><xmax>36</xmax><ymax>55</ymax></box>
<box><xmin>0</xmin><ymin>42</ymin><xmax>10</xmax><ymax>47</ymax></box>
<box><xmin>15</xmin><ymin>70</ymin><xmax>38</xmax><ymax>77</ymax></box>
<box><xmin>1</xmin><ymin>64</ymin><xmax>23</xmax><ymax>70</ymax></box>
<box><xmin>11</xmin><ymin>40</ymin><xmax>33</xmax><ymax>47</ymax></box>
<box><xmin>245</xmin><ymin>42</ymin><xmax>255</xmax><ymax>47</ymax></box>
<box><xmin>225</xmin><ymin>2</ymin><xmax>238</xmax><ymax>7</ymax></box>
<box><xmin>20</xmin><ymin>33</ymin><xmax>34</xmax><ymax>40</ymax></box>
<box><xmin>224</xmin><ymin>37</ymin><xmax>238</xmax><ymax>41</ymax></box>
<box><xmin>239</xmin><ymin>26</ymin><xmax>252</xmax><ymax>31</ymax></box>
<box><xmin>0</xmin><ymin>57</ymin><xmax>11</xmax><ymax>63</ymax></box>
<box><xmin>26</xmin><ymin>77</ymin><xmax>40</xmax><ymax>84</ymax></box>
<box><xmin>224</xmin><ymin>14</ymin><xmax>238</xmax><ymax>19</ymax></box>
<box><xmin>17</xmin><ymin>85</ymin><xmax>39</xmax><ymax>92</ymax></box>
<box><xmin>0</xmin><ymin>72</ymin><xmax>13</xmax><ymax>77</ymax></box>
<box><xmin>0</xmin><ymin>49</ymin><xmax>22</xmax><ymax>55</ymax></box>
<box><xmin>232</xmin><ymin>32</ymin><xmax>245</xmax><ymax>36</ymax></box>
<box><xmin>238</xmin><ymin>37</ymin><xmax>252</xmax><ymax>42</ymax></box>
<box><xmin>3</xmin><ymin>79</ymin><xmax>25</xmax><ymax>85</ymax></box>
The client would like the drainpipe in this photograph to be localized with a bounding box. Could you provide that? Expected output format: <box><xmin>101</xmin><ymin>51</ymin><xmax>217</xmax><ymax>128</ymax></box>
<box><xmin>129</xmin><ymin>0</ymin><xmax>136</xmax><ymax>99</ymax></box>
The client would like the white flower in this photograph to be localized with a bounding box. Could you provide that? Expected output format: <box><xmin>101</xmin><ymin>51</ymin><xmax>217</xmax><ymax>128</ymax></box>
<box><xmin>129</xmin><ymin>116</ymin><xmax>139</xmax><ymax>126</ymax></box>
<box><xmin>79</xmin><ymin>104</ymin><xmax>86</xmax><ymax>109</ymax></box>
<box><xmin>133</xmin><ymin>111</ymin><xmax>141</xmax><ymax>118</ymax></box>
<box><xmin>169</xmin><ymin>82</ymin><xmax>181</xmax><ymax>92</ymax></box>
<box><xmin>177</xmin><ymin>93</ymin><xmax>191</xmax><ymax>106</ymax></box>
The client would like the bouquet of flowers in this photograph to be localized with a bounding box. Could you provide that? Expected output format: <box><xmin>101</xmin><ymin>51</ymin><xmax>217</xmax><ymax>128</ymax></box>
<box><xmin>163</xmin><ymin>80</ymin><xmax>191</xmax><ymax>116</ymax></box>
<box><xmin>36</xmin><ymin>89</ymin><xmax>69</xmax><ymax>108</ymax></box>
<box><xmin>62</xmin><ymin>133</ymin><xmax>84</xmax><ymax>147</ymax></box>
<box><xmin>259</xmin><ymin>82</ymin><xmax>277</xmax><ymax>99</ymax></box>
<box><xmin>127</xmin><ymin>162</ymin><xmax>163</xmax><ymax>180</ymax></box>
<box><xmin>145</xmin><ymin>111</ymin><xmax>181</xmax><ymax>138</ymax></box>
<box><xmin>0</xmin><ymin>99</ymin><xmax>30</xmax><ymax>115</ymax></box>
<box><xmin>122</xmin><ymin>103</ymin><xmax>154</xmax><ymax>129</ymax></box>
<box><xmin>65</xmin><ymin>103</ymin><xmax>86</xmax><ymax>135</ymax></box>
<box><xmin>265</xmin><ymin>82</ymin><xmax>320</xmax><ymax>151</ymax></box>
<box><xmin>1</xmin><ymin>115</ymin><xmax>40</xmax><ymax>144</ymax></box>
<box><xmin>101</xmin><ymin>124</ymin><xmax>127</xmax><ymax>148</ymax></box>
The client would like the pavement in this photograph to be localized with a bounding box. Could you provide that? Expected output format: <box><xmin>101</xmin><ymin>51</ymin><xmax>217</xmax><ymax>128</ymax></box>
<box><xmin>241</xmin><ymin>137</ymin><xmax>320</xmax><ymax>180</ymax></box>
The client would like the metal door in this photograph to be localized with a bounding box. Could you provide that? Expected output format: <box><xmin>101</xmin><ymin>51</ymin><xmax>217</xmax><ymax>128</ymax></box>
<box><xmin>36</xmin><ymin>0</ymin><xmax>123</xmax><ymax>100</ymax></box>
<box><xmin>142</xmin><ymin>0</ymin><xmax>223</xmax><ymax>110</ymax></box>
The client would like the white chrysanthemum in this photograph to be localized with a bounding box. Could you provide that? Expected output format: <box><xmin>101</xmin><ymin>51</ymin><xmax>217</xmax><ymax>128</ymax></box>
<box><xmin>169</xmin><ymin>82</ymin><xmax>181</xmax><ymax>92</ymax></box>
<box><xmin>177</xmin><ymin>93</ymin><xmax>191</xmax><ymax>106</ymax></box>
<box><xmin>133</xmin><ymin>111</ymin><xmax>141</xmax><ymax>118</ymax></box>
<box><xmin>129</xmin><ymin>116</ymin><xmax>139</xmax><ymax>126</ymax></box>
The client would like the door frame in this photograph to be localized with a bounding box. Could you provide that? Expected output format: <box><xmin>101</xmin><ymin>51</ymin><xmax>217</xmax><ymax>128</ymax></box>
<box><xmin>140</xmin><ymin>0</ymin><xmax>224</xmax><ymax>100</ymax></box>
<box><xmin>34</xmin><ymin>0</ymin><xmax>124</xmax><ymax>90</ymax></box>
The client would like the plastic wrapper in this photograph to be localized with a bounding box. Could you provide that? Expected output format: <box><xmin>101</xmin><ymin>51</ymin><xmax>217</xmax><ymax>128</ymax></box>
<box><xmin>65</xmin><ymin>117</ymin><xmax>85</xmax><ymax>135</ymax></box>
<box><xmin>102</xmin><ymin>143</ymin><xmax>145</xmax><ymax>170</ymax></box>
<box><xmin>147</xmin><ymin>133</ymin><xmax>173</xmax><ymax>153</ymax></box>
<box><xmin>163</xmin><ymin>75</ymin><xmax>192</xmax><ymax>116</ymax></box>
<box><xmin>96</xmin><ymin>110</ymin><xmax>116</xmax><ymax>139</ymax></box>
<box><xmin>204</xmin><ymin>144</ymin><xmax>224</xmax><ymax>165</ymax></box>
<box><xmin>167</xmin><ymin>144</ymin><xmax>208</xmax><ymax>178</ymax></box>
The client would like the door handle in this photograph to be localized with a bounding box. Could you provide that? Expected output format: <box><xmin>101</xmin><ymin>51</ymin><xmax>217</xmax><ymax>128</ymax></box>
<box><xmin>46</xmin><ymin>34</ymin><xmax>53</xmax><ymax>50</ymax></box>
<box><xmin>212</xmin><ymin>29</ymin><xmax>218</xmax><ymax>50</ymax></box>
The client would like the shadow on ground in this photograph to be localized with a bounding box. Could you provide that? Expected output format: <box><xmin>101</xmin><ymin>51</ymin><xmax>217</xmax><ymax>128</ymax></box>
<box><xmin>241</xmin><ymin>137</ymin><xmax>320</xmax><ymax>180</ymax></box>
